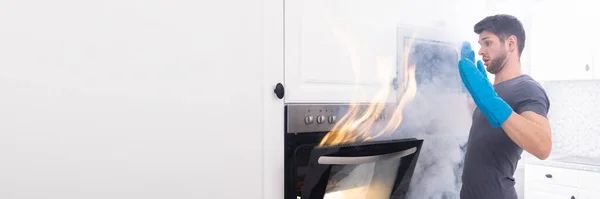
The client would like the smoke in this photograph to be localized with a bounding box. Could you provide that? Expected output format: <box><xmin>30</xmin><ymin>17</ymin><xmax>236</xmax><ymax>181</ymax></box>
<box><xmin>389</xmin><ymin>41</ymin><xmax>475</xmax><ymax>199</ymax></box>
<box><xmin>320</xmin><ymin>40</ymin><xmax>475</xmax><ymax>199</ymax></box>
<box><xmin>308</xmin><ymin>1</ymin><xmax>491</xmax><ymax>197</ymax></box>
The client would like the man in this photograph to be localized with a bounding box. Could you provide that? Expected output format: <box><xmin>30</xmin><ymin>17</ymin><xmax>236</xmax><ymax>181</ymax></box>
<box><xmin>458</xmin><ymin>14</ymin><xmax>552</xmax><ymax>199</ymax></box>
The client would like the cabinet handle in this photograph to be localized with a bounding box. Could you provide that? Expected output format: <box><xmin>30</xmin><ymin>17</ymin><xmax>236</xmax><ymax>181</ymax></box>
<box><xmin>585</xmin><ymin>64</ymin><xmax>590</xmax><ymax>71</ymax></box>
<box><xmin>391</xmin><ymin>77</ymin><xmax>398</xmax><ymax>91</ymax></box>
<box><xmin>571</xmin><ymin>196</ymin><xmax>575</xmax><ymax>199</ymax></box>
<box><xmin>545</xmin><ymin>174</ymin><xmax>552</xmax><ymax>178</ymax></box>
<box><xmin>274</xmin><ymin>83</ymin><xmax>284</xmax><ymax>99</ymax></box>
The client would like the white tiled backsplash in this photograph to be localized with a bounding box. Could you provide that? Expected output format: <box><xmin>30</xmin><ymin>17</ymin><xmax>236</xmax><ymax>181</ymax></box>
<box><xmin>540</xmin><ymin>80</ymin><xmax>600</xmax><ymax>158</ymax></box>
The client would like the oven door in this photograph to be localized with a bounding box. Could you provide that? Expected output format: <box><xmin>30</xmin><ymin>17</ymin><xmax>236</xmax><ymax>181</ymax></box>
<box><xmin>287</xmin><ymin>136</ymin><xmax>423</xmax><ymax>199</ymax></box>
<box><xmin>285</xmin><ymin>132</ymin><xmax>327</xmax><ymax>199</ymax></box>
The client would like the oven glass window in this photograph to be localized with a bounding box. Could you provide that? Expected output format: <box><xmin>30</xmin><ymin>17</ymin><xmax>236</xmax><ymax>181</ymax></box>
<box><xmin>293</xmin><ymin>138</ymin><xmax>410</xmax><ymax>199</ymax></box>
<box><xmin>323</xmin><ymin>156</ymin><xmax>402</xmax><ymax>199</ymax></box>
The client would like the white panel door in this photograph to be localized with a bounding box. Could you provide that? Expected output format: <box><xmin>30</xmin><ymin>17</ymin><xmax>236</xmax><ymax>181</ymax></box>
<box><xmin>524</xmin><ymin>182</ymin><xmax>578</xmax><ymax>199</ymax></box>
<box><xmin>284</xmin><ymin>0</ymin><xmax>405</xmax><ymax>103</ymax></box>
<box><xmin>578</xmin><ymin>0</ymin><xmax>600</xmax><ymax>79</ymax></box>
<box><xmin>579</xmin><ymin>189</ymin><xmax>600</xmax><ymax>199</ymax></box>
<box><xmin>577</xmin><ymin>169</ymin><xmax>600</xmax><ymax>199</ymax></box>
<box><xmin>0</xmin><ymin>0</ymin><xmax>284</xmax><ymax>199</ymax></box>
<box><xmin>593</xmin><ymin>48</ymin><xmax>600</xmax><ymax>79</ymax></box>
<box><xmin>530</xmin><ymin>0</ymin><xmax>594</xmax><ymax>81</ymax></box>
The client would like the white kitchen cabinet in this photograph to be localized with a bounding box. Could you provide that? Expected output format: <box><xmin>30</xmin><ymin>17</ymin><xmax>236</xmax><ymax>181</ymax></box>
<box><xmin>580</xmin><ymin>190</ymin><xmax>600</xmax><ymax>199</ymax></box>
<box><xmin>525</xmin><ymin>182</ymin><xmax>578</xmax><ymax>199</ymax></box>
<box><xmin>524</xmin><ymin>163</ymin><xmax>600</xmax><ymax>199</ymax></box>
<box><xmin>578</xmin><ymin>169</ymin><xmax>600</xmax><ymax>199</ymax></box>
<box><xmin>283</xmin><ymin>0</ymin><xmax>417</xmax><ymax>103</ymax></box>
<box><xmin>283</xmin><ymin>0</ymin><xmax>487</xmax><ymax>103</ymax></box>
<box><xmin>592</xmin><ymin>39</ymin><xmax>600</xmax><ymax>79</ymax></box>
<box><xmin>529</xmin><ymin>0</ymin><xmax>597</xmax><ymax>81</ymax></box>
<box><xmin>593</xmin><ymin>50</ymin><xmax>600</xmax><ymax>79</ymax></box>
<box><xmin>0</xmin><ymin>0</ymin><xmax>284</xmax><ymax>199</ymax></box>
<box><xmin>578</xmin><ymin>0</ymin><xmax>600</xmax><ymax>81</ymax></box>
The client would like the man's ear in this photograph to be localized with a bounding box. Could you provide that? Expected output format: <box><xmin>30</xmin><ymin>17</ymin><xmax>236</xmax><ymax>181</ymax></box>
<box><xmin>508</xmin><ymin>35</ymin><xmax>518</xmax><ymax>53</ymax></box>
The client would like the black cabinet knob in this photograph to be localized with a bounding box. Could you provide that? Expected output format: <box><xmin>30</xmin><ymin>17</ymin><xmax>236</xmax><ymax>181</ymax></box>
<box><xmin>571</xmin><ymin>196</ymin><xmax>575</xmax><ymax>199</ymax></box>
<box><xmin>545</xmin><ymin>174</ymin><xmax>552</xmax><ymax>178</ymax></box>
<box><xmin>391</xmin><ymin>77</ymin><xmax>398</xmax><ymax>91</ymax></box>
<box><xmin>274</xmin><ymin>83</ymin><xmax>284</xmax><ymax>99</ymax></box>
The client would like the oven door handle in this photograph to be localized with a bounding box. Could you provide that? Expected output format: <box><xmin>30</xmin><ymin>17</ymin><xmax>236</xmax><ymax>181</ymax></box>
<box><xmin>317</xmin><ymin>147</ymin><xmax>417</xmax><ymax>165</ymax></box>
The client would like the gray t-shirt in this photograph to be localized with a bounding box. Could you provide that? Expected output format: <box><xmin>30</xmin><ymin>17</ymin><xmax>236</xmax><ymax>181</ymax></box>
<box><xmin>460</xmin><ymin>74</ymin><xmax>550</xmax><ymax>199</ymax></box>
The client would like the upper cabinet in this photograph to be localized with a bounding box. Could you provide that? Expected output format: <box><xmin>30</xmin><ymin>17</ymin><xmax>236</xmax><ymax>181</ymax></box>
<box><xmin>283</xmin><ymin>0</ymin><xmax>487</xmax><ymax>103</ymax></box>
<box><xmin>529</xmin><ymin>0</ymin><xmax>599</xmax><ymax>81</ymax></box>
<box><xmin>283</xmin><ymin>0</ymin><xmax>401</xmax><ymax>103</ymax></box>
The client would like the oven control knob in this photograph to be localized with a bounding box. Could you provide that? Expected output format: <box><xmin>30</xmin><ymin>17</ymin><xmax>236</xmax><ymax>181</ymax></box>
<box><xmin>328</xmin><ymin>116</ymin><xmax>337</xmax><ymax>123</ymax></box>
<box><xmin>304</xmin><ymin>116</ymin><xmax>314</xmax><ymax>124</ymax></box>
<box><xmin>316</xmin><ymin>115</ymin><xmax>325</xmax><ymax>124</ymax></box>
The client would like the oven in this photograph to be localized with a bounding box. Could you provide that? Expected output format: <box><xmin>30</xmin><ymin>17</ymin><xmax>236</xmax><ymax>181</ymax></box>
<box><xmin>284</xmin><ymin>103</ymin><xmax>424</xmax><ymax>199</ymax></box>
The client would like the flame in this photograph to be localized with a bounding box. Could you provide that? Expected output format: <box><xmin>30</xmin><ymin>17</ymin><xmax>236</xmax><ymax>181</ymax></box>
<box><xmin>323</xmin><ymin>180</ymin><xmax>392</xmax><ymax>199</ymax></box>
<box><xmin>318</xmin><ymin>21</ymin><xmax>419</xmax><ymax>147</ymax></box>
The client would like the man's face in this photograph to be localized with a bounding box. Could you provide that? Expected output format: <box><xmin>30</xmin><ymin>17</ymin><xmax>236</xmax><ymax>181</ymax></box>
<box><xmin>477</xmin><ymin>31</ymin><xmax>508</xmax><ymax>74</ymax></box>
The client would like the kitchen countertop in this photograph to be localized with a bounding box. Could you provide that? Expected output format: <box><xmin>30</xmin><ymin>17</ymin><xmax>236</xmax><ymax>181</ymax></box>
<box><xmin>523</xmin><ymin>153</ymin><xmax>600</xmax><ymax>173</ymax></box>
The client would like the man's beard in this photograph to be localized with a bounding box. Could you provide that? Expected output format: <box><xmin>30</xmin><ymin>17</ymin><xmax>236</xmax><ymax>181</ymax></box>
<box><xmin>487</xmin><ymin>51</ymin><xmax>508</xmax><ymax>74</ymax></box>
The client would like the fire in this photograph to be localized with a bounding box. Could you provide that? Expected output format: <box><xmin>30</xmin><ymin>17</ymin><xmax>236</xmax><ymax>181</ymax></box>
<box><xmin>323</xmin><ymin>180</ymin><xmax>393</xmax><ymax>199</ymax></box>
<box><xmin>318</xmin><ymin>22</ymin><xmax>419</xmax><ymax>147</ymax></box>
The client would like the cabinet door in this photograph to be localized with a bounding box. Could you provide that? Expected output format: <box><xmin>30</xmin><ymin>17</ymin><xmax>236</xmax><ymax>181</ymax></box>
<box><xmin>527</xmin><ymin>191</ymin><xmax>575</xmax><ymax>199</ymax></box>
<box><xmin>524</xmin><ymin>182</ymin><xmax>578</xmax><ymax>199</ymax></box>
<box><xmin>577</xmin><ymin>169</ymin><xmax>600</xmax><ymax>199</ymax></box>
<box><xmin>593</xmin><ymin>49</ymin><xmax>600</xmax><ymax>79</ymax></box>
<box><xmin>0</xmin><ymin>1</ymin><xmax>284</xmax><ymax>199</ymax></box>
<box><xmin>578</xmin><ymin>0</ymin><xmax>600</xmax><ymax>79</ymax></box>
<box><xmin>579</xmin><ymin>189</ymin><xmax>600</xmax><ymax>199</ymax></box>
<box><xmin>530</xmin><ymin>0</ymin><xmax>594</xmax><ymax>81</ymax></box>
<box><xmin>284</xmin><ymin>0</ymin><xmax>400</xmax><ymax>103</ymax></box>
<box><xmin>573</xmin><ymin>0</ymin><xmax>598</xmax><ymax>80</ymax></box>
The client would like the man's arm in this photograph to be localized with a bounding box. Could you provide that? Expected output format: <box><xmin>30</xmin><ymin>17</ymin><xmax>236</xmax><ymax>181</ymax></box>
<box><xmin>502</xmin><ymin>111</ymin><xmax>552</xmax><ymax>160</ymax></box>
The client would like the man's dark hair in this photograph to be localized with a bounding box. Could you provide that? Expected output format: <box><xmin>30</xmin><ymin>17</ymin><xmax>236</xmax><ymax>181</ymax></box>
<box><xmin>474</xmin><ymin>14</ymin><xmax>526</xmax><ymax>56</ymax></box>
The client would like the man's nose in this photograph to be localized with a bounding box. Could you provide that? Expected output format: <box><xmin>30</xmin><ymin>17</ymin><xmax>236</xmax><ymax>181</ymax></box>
<box><xmin>478</xmin><ymin>48</ymin><xmax>485</xmax><ymax>56</ymax></box>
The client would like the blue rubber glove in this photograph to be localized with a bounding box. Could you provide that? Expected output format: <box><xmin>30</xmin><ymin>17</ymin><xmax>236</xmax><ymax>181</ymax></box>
<box><xmin>459</xmin><ymin>41</ymin><xmax>513</xmax><ymax>128</ymax></box>
<box><xmin>459</xmin><ymin>42</ymin><xmax>488</xmax><ymax>93</ymax></box>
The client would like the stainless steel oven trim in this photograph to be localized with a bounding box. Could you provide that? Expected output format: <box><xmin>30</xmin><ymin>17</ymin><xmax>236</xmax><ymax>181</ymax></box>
<box><xmin>286</xmin><ymin>103</ymin><xmax>396</xmax><ymax>134</ymax></box>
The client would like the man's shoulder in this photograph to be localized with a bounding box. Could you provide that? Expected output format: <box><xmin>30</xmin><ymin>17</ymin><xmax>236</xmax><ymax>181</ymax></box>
<box><xmin>511</xmin><ymin>75</ymin><xmax>551</xmax><ymax>115</ymax></box>
<box><xmin>499</xmin><ymin>75</ymin><xmax>547</xmax><ymax>96</ymax></box>
<box><xmin>496</xmin><ymin>74</ymin><xmax>550</xmax><ymax>109</ymax></box>
<box><xmin>517</xmin><ymin>74</ymin><xmax>543</xmax><ymax>86</ymax></box>
<box><xmin>514</xmin><ymin>75</ymin><xmax>548</xmax><ymax>95</ymax></box>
